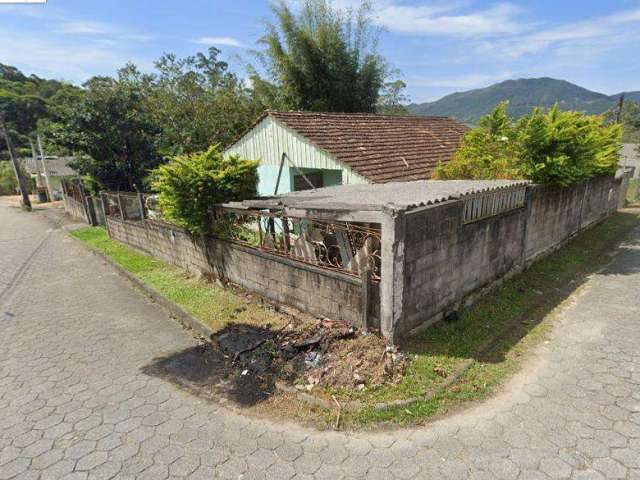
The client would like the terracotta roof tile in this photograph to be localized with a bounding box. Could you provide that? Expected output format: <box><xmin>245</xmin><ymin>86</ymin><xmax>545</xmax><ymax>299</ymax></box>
<box><xmin>229</xmin><ymin>111</ymin><xmax>469</xmax><ymax>183</ymax></box>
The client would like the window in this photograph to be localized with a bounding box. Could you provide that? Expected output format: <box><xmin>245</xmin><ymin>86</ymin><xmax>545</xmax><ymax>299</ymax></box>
<box><xmin>293</xmin><ymin>171</ymin><xmax>324</xmax><ymax>191</ymax></box>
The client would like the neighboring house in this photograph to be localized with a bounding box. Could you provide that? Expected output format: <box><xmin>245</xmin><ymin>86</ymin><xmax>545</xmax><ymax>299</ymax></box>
<box><xmin>25</xmin><ymin>156</ymin><xmax>78</xmax><ymax>200</ymax></box>
<box><xmin>224</xmin><ymin>111</ymin><xmax>469</xmax><ymax>196</ymax></box>
<box><xmin>620</xmin><ymin>143</ymin><xmax>640</xmax><ymax>179</ymax></box>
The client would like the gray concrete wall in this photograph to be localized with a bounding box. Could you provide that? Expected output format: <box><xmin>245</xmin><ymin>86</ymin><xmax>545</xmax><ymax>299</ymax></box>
<box><xmin>106</xmin><ymin>218</ymin><xmax>373</xmax><ymax>329</ymax></box>
<box><xmin>394</xmin><ymin>174</ymin><xmax>626</xmax><ymax>337</ymax></box>
<box><xmin>63</xmin><ymin>195</ymin><xmax>88</xmax><ymax>224</ymax></box>
<box><xmin>400</xmin><ymin>203</ymin><xmax>527</xmax><ymax>334</ymax></box>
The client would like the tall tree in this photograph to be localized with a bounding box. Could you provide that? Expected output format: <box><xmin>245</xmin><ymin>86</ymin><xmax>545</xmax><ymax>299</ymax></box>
<box><xmin>51</xmin><ymin>65</ymin><xmax>163</xmax><ymax>191</ymax></box>
<box><xmin>377</xmin><ymin>80</ymin><xmax>410</xmax><ymax>115</ymax></box>
<box><xmin>149</xmin><ymin>48</ymin><xmax>259</xmax><ymax>155</ymax></box>
<box><xmin>257</xmin><ymin>0</ymin><xmax>387</xmax><ymax>112</ymax></box>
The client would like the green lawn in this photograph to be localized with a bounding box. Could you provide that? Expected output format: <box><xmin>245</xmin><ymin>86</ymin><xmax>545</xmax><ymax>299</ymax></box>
<box><xmin>71</xmin><ymin>211</ymin><xmax>640</xmax><ymax>428</ymax></box>
<box><xmin>70</xmin><ymin>227</ymin><xmax>285</xmax><ymax>332</ymax></box>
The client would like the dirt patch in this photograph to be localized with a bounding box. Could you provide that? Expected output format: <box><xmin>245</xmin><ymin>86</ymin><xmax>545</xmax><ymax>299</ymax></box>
<box><xmin>143</xmin><ymin>318</ymin><xmax>408</xmax><ymax>407</ymax></box>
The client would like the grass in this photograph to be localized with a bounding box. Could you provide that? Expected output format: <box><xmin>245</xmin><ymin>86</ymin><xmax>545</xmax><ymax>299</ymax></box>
<box><xmin>70</xmin><ymin>212</ymin><xmax>640</xmax><ymax>428</ymax></box>
<box><xmin>69</xmin><ymin>227</ymin><xmax>285</xmax><ymax>332</ymax></box>
<box><xmin>627</xmin><ymin>179</ymin><xmax>640</xmax><ymax>204</ymax></box>
<box><xmin>338</xmin><ymin>210</ymin><xmax>640</xmax><ymax>427</ymax></box>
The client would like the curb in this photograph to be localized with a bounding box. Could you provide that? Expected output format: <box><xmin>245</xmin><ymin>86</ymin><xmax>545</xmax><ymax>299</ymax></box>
<box><xmin>70</xmin><ymin>236</ymin><xmax>216</xmax><ymax>341</ymax></box>
<box><xmin>68</xmin><ymin>231</ymin><xmax>475</xmax><ymax>415</ymax></box>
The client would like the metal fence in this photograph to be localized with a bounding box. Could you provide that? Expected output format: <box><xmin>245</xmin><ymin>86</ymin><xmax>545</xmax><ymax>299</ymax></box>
<box><xmin>214</xmin><ymin>207</ymin><xmax>382</xmax><ymax>280</ymax></box>
<box><xmin>101</xmin><ymin>191</ymin><xmax>146</xmax><ymax>221</ymax></box>
<box><xmin>101</xmin><ymin>191</ymin><xmax>381</xmax><ymax>281</ymax></box>
<box><xmin>61</xmin><ymin>178</ymin><xmax>106</xmax><ymax>225</ymax></box>
<box><xmin>462</xmin><ymin>185</ymin><xmax>527</xmax><ymax>224</ymax></box>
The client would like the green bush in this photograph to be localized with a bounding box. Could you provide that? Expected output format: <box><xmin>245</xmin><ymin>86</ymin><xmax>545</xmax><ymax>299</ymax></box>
<box><xmin>435</xmin><ymin>102</ymin><xmax>622</xmax><ymax>186</ymax></box>
<box><xmin>152</xmin><ymin>145</ymin><xmax>258</xmax><ymax>236</ymax></box>
<box><xmin>0</xmin><ymin>159</ymin><xmax>34</xmax><ymax>196</ymax></box>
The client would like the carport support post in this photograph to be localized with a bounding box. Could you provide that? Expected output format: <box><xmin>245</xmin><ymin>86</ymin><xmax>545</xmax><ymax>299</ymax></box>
<box><xmin>379</xmin><ymin>207</ymin><xmax>406</xmax><ymax>344</ymax></box>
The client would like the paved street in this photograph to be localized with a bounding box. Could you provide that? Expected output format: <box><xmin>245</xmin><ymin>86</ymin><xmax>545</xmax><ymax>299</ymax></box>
<box><xmin>1</xmin><ymin>200</ymin><xmax>640</xmax><ymax>480</ymax></box>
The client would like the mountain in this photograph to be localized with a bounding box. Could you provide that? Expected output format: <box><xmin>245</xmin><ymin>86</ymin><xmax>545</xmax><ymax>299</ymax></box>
<box><xmin>408</xmin><ymin>78</ymin><xmax>639</xmax><ymax>125</ymax></box>
<box><xmin>615</xmin><ymin>91</ymin><xmax>640</xmax><ymax>102</ymax></box>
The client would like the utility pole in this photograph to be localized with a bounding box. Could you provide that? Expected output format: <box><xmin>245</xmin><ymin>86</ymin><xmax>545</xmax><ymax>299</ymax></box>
<box><xmin>616</xmin><ymin>94</ymin><xmax>625</xmax><ymax>124</ymax></box>
<box><xmin>36</xmin><ymin>133</ymin><xmax>53</xmax><ymax>201</ymax></box>
<box><xmin>0</xmin><ymin>113</ymin><xmax>32</xmax><ymax>211</ymax></box>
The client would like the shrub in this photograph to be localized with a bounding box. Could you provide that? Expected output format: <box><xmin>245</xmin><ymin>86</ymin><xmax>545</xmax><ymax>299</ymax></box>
<box><xmin>435</xmin><ymin>102</ymin><xmax>622</xmax><ymax>186</ymax></box>
<box><xmin>152</xmin><ymin>145</ymin><xmax>258</xmax><ymax>235</ymax></box>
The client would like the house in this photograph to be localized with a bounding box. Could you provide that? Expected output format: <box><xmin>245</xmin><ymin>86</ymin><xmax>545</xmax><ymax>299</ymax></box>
<box><xmin>224</xmin><ymin>111</ymin><xmax>469</xmax><ymax>196</ymax></box>
<box><xmin>620</xmin><ymin>143</ymin><xmax>640</xmax><ymax>179</ymax></box>
<box><xmin>26</xmin><ymin>156</ymin><xmax>78</xmax><ymax>201</ymax></box>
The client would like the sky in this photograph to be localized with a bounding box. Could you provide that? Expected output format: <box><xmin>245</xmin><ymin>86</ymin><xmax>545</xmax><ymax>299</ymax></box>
<box><xmin>0</xmin><ymin>0</ymin><xmax>639</xmax><ymax>103</ymax></box>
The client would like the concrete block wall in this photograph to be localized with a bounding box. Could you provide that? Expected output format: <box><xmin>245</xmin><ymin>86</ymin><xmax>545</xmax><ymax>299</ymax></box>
<box><xmin>106</xmin><ymin>218</ymin><xmax>372</xmax><ymax>328</ymax></box>
<box><xmin>523</xmin><ymin>183</ymin><xmax>584</xmax><ymax>261</ymax></box>
<box><xmin>579</xmin><ymin>176</ymin><xmax>619</xmax><ymax>228</ymax></box>
<box><xmin>401</xmin><ymin>202</ymin><xmax>527</xmax><ymax>334</ymax></box>
<box><xmin>392</xmin><ymin>174</ymin><xmax>627</xmax><ymax>337</ymax></box>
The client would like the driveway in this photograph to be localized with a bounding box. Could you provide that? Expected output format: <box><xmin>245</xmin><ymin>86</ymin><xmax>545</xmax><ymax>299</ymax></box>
<box><xmin>1</xmin><ymin>200</ymin><xmax>639</xmax><ymax>480</ymax></box>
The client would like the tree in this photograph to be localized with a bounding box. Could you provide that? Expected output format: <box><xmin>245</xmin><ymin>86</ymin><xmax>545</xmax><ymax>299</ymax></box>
<box><xmin>605</xmin><ymin>100</ymin><xmax>640</xmax><ymax>143</ymax></box>
<box><xmin>0</xmin><ymin>160</ymin><xmax>33</xmax><ymax>196</ymax></box>
<box><xmin>51</xmin><ymin>65</ymin><xmax>163</xmax><ymax>190</ymax></box>
<box><xmin>149</xmin><ymin>48</ymin><xmax>259</xmax><ymax>155</ymax></box>
<box><xmin>256</xmin><ymin>0</ymin><xmax>386</xmax><ymax>112</ymax></box>
<box><xmin>0</xmin><ymin>63</ymin><xmax>79</xmax><ymax>159</ymax></box>
<box><xmin>435</xmin><ymin>102</ymin><xmax>622</xmax><ymax>186</ymax></box>
<box><xmin>152</xmin><ymin>145</ymin><xmax>258</xmax><ymax>235</ymax></box>
<box><xmin>434</xmin><ymin>102</ymin><xmax>521</xmax><ymax>180</ymax></box>
<box><xmin>377</xmin><ymin>80</ymin><xmax>410</xmax><ymax>115</ymax></box>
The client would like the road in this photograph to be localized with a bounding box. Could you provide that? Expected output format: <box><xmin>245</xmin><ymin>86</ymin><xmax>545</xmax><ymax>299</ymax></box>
<box><xmin>1</xmin><ymin>199</ymin><xmax>639</xmax><ymax>479</ymax></box>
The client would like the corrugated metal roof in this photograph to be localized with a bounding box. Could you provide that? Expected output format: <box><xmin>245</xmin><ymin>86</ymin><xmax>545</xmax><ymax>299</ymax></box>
<box><xmin>229</xmin><ymin>179</ymin><xmax>529</xmax><ymax>212</ymax></box>
<box><xmin>25</xmin><ymin>156</ymin><xmax>77</xmax><ymax>176</ymax></box>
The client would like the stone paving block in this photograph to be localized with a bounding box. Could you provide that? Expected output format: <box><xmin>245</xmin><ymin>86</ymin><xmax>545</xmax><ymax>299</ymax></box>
<box><xmin>1</xmin><ymin>202</ymin><xmax>640</xmax><ymax>480</ymax></box>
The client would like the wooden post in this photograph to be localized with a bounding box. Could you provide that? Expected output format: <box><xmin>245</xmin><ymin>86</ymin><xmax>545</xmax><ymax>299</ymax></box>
<box><xmin>282</xmin><ymin>216</ymin><xmax>291</xmax><ymax>253</ymax></box>
<box><xmin>116</xmin><ymin>193</ymin><xmax>125</xmax><ymax>221</ymax></box>
<box><xmin>360</xmin><ymin>265</ymin><xmax>371</xmax><ymax>332</ymax></box>
<box><xmin>274</xmin><ymin>152</ymin><xmax>286</xmax><ymax>195</ymax></box>
<box><xmin>79</xmin><ymin>180</ymin><xmax>96</xmax><ymax>225</ymax></box>
<box><xmin>36</xmin><ymin>134</ymin><xmax>53</xmax><ymax>202</ymax></box>
<box><xmin>257</xmin><ymin>216</ymin><xmax>264</xmax><ymax>246</ymax></box>
<box><xmin>0</xmin><ymin>113</ymin><xmax>32</xmax><ymax>211</ymax></box>
<box><xmin>137</xmin><ymin>192</ymin><xmax>146</xmax><ymax>221</ymax></box>
<box><xmin>100</xmin><ymin>192</ymin><xmax>111</xmax><ymax>235</ymax></box>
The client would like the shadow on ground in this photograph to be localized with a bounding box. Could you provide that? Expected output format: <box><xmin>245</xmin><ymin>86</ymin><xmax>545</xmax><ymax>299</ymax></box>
<box><xmin>142</xmin><ymin>212</ymin><xmax>640</xmax><ymax>410</ymax></box>
<box><xmin>142</xmin><ymin>323</ymin><xmax>279</xmax><ymax>407</ymax></box>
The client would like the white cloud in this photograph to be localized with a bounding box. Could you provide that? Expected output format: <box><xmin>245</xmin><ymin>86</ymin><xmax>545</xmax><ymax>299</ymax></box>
<box><xmin>54</xmin><ymin>20</ymin><xmax>111</xmax><ymax>35</ymax></box>
<box><xmin>373</xmin><ymin>2</ymin><xmax>525</xmax><ymax>37</ymax></box>
<box><xmin>0</xmin><ymin>5</ymin><xmax>156</xmax><ymax>81</ymax></box>
<box><xmin>480</xmin><ymin>7</ymin><xmax>640</xmax><ymax>58</ymax></box>
<box><xmin>0</xmin><ymin>32</ymin><xmax>131</xmax><ymax>82</ymax></box>
<box><xmin>328</xmin><ymin>1</ymin><xmax>527</xmax><ymax>37</ymax></box>
<box><xmin>193</xmin><ymin>36</ymin><xmax>246</xmax><ymax>48</ymax></box>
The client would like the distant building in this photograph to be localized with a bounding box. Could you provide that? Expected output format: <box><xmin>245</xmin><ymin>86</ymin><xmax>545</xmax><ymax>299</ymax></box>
<box><xmin>620</xmin><ymin>143</ymin><xmax>640</xmax><ymax>179</ymax></box>
<box><xmin>224</xmin><ymin>111</ymin><xmax>469</xmax><ymax>196</ymax></box>
<box><xmin>25</xmin><ymin>156</ymin><xmax>78</xmax><ymax>200</ymax></box>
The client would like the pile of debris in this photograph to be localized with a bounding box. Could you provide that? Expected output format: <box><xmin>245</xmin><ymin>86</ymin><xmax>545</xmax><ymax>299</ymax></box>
<box><xmin>213</xmin><ymin>318</ymin><xmax>408</xmax><ymax>398</ymax></box>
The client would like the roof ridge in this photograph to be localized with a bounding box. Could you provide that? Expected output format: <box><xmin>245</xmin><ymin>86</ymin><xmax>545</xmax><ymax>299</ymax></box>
<box><xmin>267</xmin><ymin>110</ymin><xmax>458</xmax><ymax>120</ymax></box>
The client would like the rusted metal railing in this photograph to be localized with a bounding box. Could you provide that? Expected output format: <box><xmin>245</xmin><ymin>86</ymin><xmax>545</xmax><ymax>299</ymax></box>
<box><xmin>214</xmin><ymin>207</ymin><xmax>382</xmax><ymax>281</ymax></box>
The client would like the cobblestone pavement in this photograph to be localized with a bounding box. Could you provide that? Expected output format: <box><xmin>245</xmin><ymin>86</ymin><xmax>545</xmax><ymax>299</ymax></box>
<box><xmin>1</xmin><ymin>201</ymin><xmax>640</xmax><ymax>480</ymax></box>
